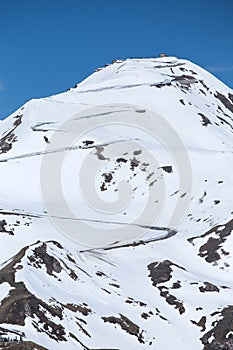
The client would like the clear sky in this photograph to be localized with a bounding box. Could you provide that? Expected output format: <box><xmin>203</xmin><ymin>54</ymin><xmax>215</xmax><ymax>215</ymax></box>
<box><xmin>0</xmin><ymin>0</ymin><xmax>232</xmax><ymax>120</ymax></box>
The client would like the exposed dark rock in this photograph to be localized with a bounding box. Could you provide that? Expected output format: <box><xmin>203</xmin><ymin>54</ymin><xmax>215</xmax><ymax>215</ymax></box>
<box><xmin>43</xmin><ymin>136</ymin><xmax>50</xmax><ymax>144</ymax></box>
<box><xmin>158</xmin><ymin>286</ymin><xmax>185</xmax><ymax>314</ymax></box>
<box><xmin>130</xmin><ymin>157</ymin><xmax>140</xmax><ymax>171</ymax></box>
<box><xmin>199</xmin><ymin>80</ymin><xmax>210</xmax><ymax>91</ymax></box>
<box><xmin>141</xmin><ymin>312</ymin><xmax>150</xmax><ymax>320</ymax></box>
<box><xmin>199</xmin><ymin>282</ymin><xmax>220</xmax><ymax>293</ymax></box>
<box><xmin>150</xmin><ymin>81</ymin><xmax>172</xmax><ymax>88</ymax></box>
<box><xmin>148</xmin><ymin>260</ymin><xmax>186</xmax><ymax>314</ymax></box>
<box><xmin>154</xmin><ymin>62</ymin><xmax>185</xmax><ymax>69</ymax></box>
<box><xmin>100</xmin><ymin>183</ymin><xmax>107</xmax><ymax>191</ymax></box>
<box><xmin>125</xmin><ymin>298</ymin><xmax>147</xmax><ymax>307</ymax></box>
<box><xmin>199</xmin><ymin>89</ymin><xmax>207</xmax><ymax>96</ymax></box>
<box><xmin>148</xmin><ymin>260</ymin><xmax>185</xmax><ymax>286</ymax></box>
<box><xmin>191</xmin><ymin>316</ymin><xmax>206</xmax><ymax>332</ymax></box>
<box><xmin>66</xmin><ymin>253</ymin><xmax>76</xmax><ymax>263</ymax></box>
<box><xmin>171</xmin><ymin>281</ymin><xmax>181</xmax><ymax>289</ymax></box>
<box><xmin>229</xmin><ymin>93</ymin><xmax>233</xmax><ymax>103</ymax></box>
<box><xmin>0</xmin><ymin>287</ymin><xmax>66</xmax><ymax>341</ymax></box>
<box><xmin>188</xmin><ymin>219</ymin><xmax>233</xmax><ymax>264</ymax></box>
<box><xmin>102</xmin><ymin>172</ymin><xmax>113</xmax><ymax>183</ymax></box>
<box><xmin>215</xmin><ymin>91</ymin><xmax>233</xmax><ymax>113</ymax></box>
<box><xmin>0</xmin><ymin>220</ymin><xmax>14</xmax><ymax>235</ymax></box>
<box><xmin>65</xmin><ymin>303</ymin><xmax>92</xmax><ymax>316</ymax></box>
<box><xmin>96</xmin><ymin>271</ymin><xmax>107</xmax><ymax>277</ymax></box>
<box><xmin>28</xmin><ymin>243</ymin><xmax>62</xmax><ymax>276</ymax></box>
<box><xmin>0</xmin><ymin>341</ymin><xmax>47</xmax><ymax>349</ymax></box>
<box><xmin>102</xmin><ymin>288</ymin><xmax>111</xmax><ymax>294</ymax></box>
<box><xmin>68</xmin><ymin>332</ymin><xmax>90</xmax><ymax>349</ymax></box>
<box><xmin>216</xmin><ymin>116</ymin><xmax>233</xmax><ymax>130</ymax></box>
<box><xmin>199</xmin><ymin>237</ymin><xmax>221</xmax><ymax>263</ymax></box>
<box><xmin>199</xmin><ymin>191</ymin><xmax>207</xmax><ymax>204</ymax></box>
<box><xmin>159</xmin><ymin>165</ymin><xmax>173</xmax><ymax>173</ymax></box>
<box><xmin>47</xmin><ymin>240</ymin><xmax>63</xmax><ymax>249</ymax></box>
<box><xmin>0</xmin><ymin>246</ymin><xmax>28</xmax><ymax>287</ymax></box>
<box><xmin>83</xmin><ymin>140</ymin><xmax>94</xmax><ymax>146</ymax></box>
<box><xmin>172</xmin><ymin>75</ymin><xmax>198</xmax><ymax>89</ymax></box>
<box><xmin>0</xmin><ymin>246</ymin><xmax>66</xmax><ymax>342</ymax></box>
<box><xmin>116</xmin><ymin>157</ymin><xmax>127</xmax><ymax>163</ymax></box>
<box><xmin>198</xmin><ymin>113</ymin><xmax>212</xmax><ymax>126</ymax></box>
<box><xmin>102</xmin><ymin>314</ymin><xmax>145</xmax><ymax>344</ymax></box>
<box><xmin>101</xmin><ymin>172</ymin><xmax>114</xmax><ymax>190</ymax></box>
<box><xmin>133</xmin><ymin>149</ymin><xmax>142</xmax><ymax>155</ymax></box>
<box><xmin>109</xmin><ymin>283</ymin><xmax>120</xmax><ymax>288</ymax></box>
<box><xmin>201</xmin><ymin>306</ymin><xmax>233</xmax><ymax>349</ymax></box>
<box><xmin>203</xmin><ymin>339</ymin><xmax>233</xmax><ymax>350</ymax></box>
<box><xmin>0</xmin><ymin>115</ymin><xmax>22</xmax><ymax>154</ymax></box>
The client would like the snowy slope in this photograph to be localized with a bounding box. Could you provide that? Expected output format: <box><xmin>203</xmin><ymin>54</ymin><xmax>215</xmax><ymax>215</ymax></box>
<box><xmin>0</xmin><ymin>56</ymin><xmax>233</xmax><ymax>350</ymax></box>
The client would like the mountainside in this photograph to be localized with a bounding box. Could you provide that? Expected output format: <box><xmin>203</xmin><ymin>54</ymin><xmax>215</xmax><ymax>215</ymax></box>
<box><xmin>0</xmin><ymin>56</ymin><xmax>233</xmax><ymax>350</ymax></box>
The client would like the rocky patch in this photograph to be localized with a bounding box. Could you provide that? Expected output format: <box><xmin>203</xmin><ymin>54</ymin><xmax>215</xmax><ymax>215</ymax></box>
<box><xmin>102</xmin><ymin>314</ymin><xmax>146</xmax><ymax>344</ymax></box>
<box><xmin>159</xmin><ymin>165</ymin><xmax>173</xmax><ymax>173</ymax></box>
<box><xmin>150</xmin><ymin>74</ymin><xmax>198</xmax><ymax>91</ymax></box>
<box><xmin>83</xmin><ymin>140</ymin><xmax>94</xmax><ymax>146</ymax></box>
<box><xmin>215</xmin><ymin>91</ymin><xmax>233</xmax><ymax>113</ymax></box>
<box><xmin>148</xmin><ymin>260</ymin><xmax>186</xmax><ymax>314</ymax></box>
<box><xmin>158</xmin><ymin>286</ymin><xmax>185</xmax><ymax>314</ymax></box>
<box><xmin>0</xmin><ymin>341</ymin><xmax>47</xmax><ymax>350</ymax></box>
<box><xmin>191</xmin><ymin>316</ymin><xmax>207</xmax><ymax>332</ymax></box>
<box><xmin>0</xmin><ymin>246</ymin><xmax>66</xmax><ymax>342</ymax></box>
<box><xmin>65</xmin><ymin>303</ymin><xmax>92</xmax><ymax>316</ymax></box>
<box><xmin>173</xmin><ymin>74</ymin><xmax>198</xmax><ymax>89</ymax></box>
<box><xmin>150</xmin><ymin>81</ymin><xmax>172</xmax><ymax>88</ymax></box>
<box><xmin>199</xmin><ymin>282</ymin><xmax>219</xmax><ymax>293</ymax></box>
<box><xmin>201</xmin><ymin>306</ymin><xmax>233</xmax><ymax>350</ymax></box>
<box><xmin>229</xmin><ymin>93</ymin><xmax>233</xmax><ymax>103</ymax></box>
<box><xmin>28</xmin><ymin>243</ymin><xmax>62</xmax><ymax>276</ymax></box>
<box><xmin>43</xmin><ymin>135</ymin><xmax>50</xmax><ymax>144</ymax></box>
<box><xmin>27</xmin><ymin>242</ymin><xmax>78</xmax><ymax>281</ymax></box>
<box><xmin>0</xmin><ymin>115</ymin><xmax>22</xmax><ymax>154</ymax></box>
<box><xmin>148</xmin><ymin>260</ymin><xmax>185</xmax><ymax>286</ymax></box>
<box><xmin>0</xmin><ymin>220</ymin><xmax>14</xmax><ymax>235</ymax></box>
<box><xmin>188</xmin><ymin>219</ymin><xmax>233</xmax><ymax>264</ymax></box>
<box><xmin>198</xmin><ymin>113</ymin><xmax>212</xmax><ymax>127</ymax></box>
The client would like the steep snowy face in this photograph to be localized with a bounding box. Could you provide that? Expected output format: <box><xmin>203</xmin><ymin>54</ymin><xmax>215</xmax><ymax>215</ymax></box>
<box><xmin>0</xmin><ymin>57</ymin><xmax>233</xmax><ymax>350</ymax></box>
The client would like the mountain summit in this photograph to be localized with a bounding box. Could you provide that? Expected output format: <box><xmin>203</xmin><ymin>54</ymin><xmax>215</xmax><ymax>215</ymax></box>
<box><xmin>0</xmin><ymin>57</ymin><xmax>233</xmax><ymax>350</ymax></box>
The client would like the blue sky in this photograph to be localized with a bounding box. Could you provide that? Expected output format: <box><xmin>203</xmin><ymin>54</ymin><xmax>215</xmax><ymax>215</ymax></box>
<box><xmin>0</xmin><ymin>0</ymin><xmax>232</xmax><ymax>120</ymax></box>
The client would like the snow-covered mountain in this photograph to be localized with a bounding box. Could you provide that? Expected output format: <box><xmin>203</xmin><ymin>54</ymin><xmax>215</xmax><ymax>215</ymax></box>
<box><xmin>0</xmin><ymin>56</ymin><xmax>233</xmax><ymax>350</ymax></box>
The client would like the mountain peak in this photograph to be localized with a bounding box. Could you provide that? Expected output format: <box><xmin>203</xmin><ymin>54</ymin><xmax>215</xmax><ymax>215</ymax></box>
<box><xmin>0</xmin><ymin>57</ymin><xmax>233</xmax><ymax>349</ymax></box>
